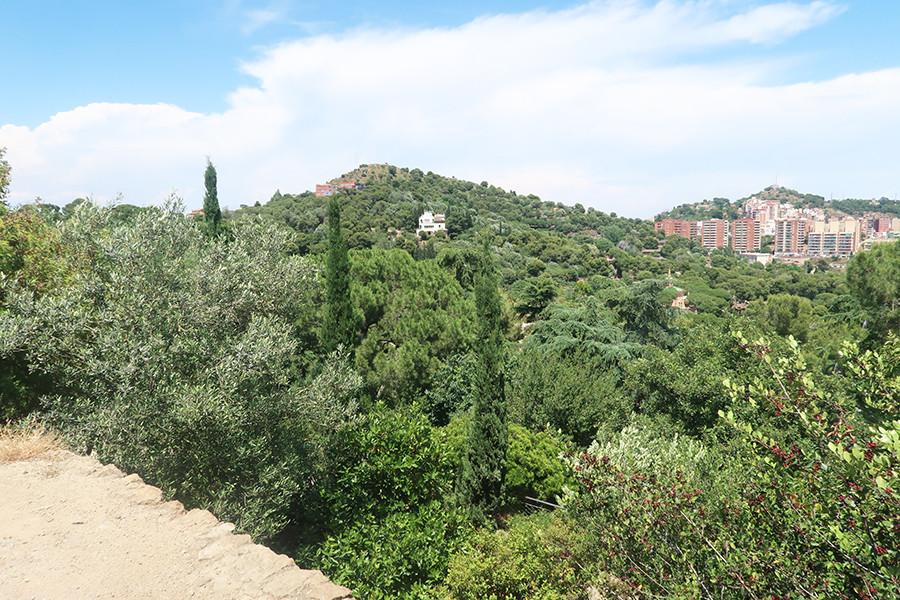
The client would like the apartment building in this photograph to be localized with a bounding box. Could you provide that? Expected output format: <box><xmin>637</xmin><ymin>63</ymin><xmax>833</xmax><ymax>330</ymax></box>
<box><xmin>654</xmin><ymin>219</ymin><xmax>695</xmax><ymax>239</ymax></box>
<box><xmin>774</xmin><ymin>218</ymin><xmax>808</xmax><ymax>255</ymax></box>
<box><xmin>730</xmin><ymin>218</ymin><xmax>761</xmax><ymax>252</ymax></box>
<box><xmin>807</xmin><ymin>219</ymin><xmax>861</xmax><ymax>257</ymax></box>
<box><xmin>744</xmin><ymin>198</ymin><xmax>781</xmax><ymax>236</ymax></box>
<box><xmin>699</xmin><ymin>219</ymin><xmax>728</xmax><ymax>249</ymax></box>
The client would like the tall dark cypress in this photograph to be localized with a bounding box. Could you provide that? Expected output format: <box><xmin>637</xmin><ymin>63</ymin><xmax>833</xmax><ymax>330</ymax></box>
<box><xmin>458</xmin><ymin>240</ymin><xmax>507</xmax><ymax>515</ymax></box>
<box><xmin>323</xmin><ymin>196</ymin><xmax>355</xmax><ymax>352</ymax></box>
<box><xmin>203</xmin><ymin>159</ymin><xmax>221</xmax><ymax>235</ymax></box>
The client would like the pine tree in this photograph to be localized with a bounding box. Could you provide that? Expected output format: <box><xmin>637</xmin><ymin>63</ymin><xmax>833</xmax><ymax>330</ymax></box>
<box><xmin>458</xmin><ymin>240</ymin><xmax>508</xmax><ymax>515</ymax></box>
<box><xmin>323</xmin><ymin>196</ymin><xmax>356</xmax><ymax>351</ymax></box>
<box><xmin>203</xmin><ymin>159</ymin><xmax>221</xmax><ymax>235</ymax></box>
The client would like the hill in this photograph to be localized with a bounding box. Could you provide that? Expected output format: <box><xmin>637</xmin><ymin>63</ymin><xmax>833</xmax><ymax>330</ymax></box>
<box><xmin>231</xmin><ymin>164</ymin><xmax>658</xmax><ymax>284</ymax></box>
<box><xmin>656</xmin><ymin>184</ymin><xmax>900</xmax><ymax>221</ymax></box>
<box><xmin>227</xmin><ymin>163</ymin><xmax>859</xmax><ymax>317</ymax></box>
<box><xmin>235</xmin><ymin>163</ymin><xmax>653</xmax><ymax>243</ymax></box>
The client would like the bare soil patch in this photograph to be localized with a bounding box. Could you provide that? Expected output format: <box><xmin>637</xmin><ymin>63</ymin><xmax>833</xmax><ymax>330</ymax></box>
<box><xmin>0</xmin><ymin>442</ymin><xmax>352</xmax><ymax>599</ymax></box>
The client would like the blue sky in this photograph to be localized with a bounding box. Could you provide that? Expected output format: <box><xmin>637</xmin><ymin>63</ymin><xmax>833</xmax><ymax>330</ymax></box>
<box><xmin>2</xmin><ymin>1</ymin><xmax>900</xmax><ymax>216</ymax></box>
<box><xmin>3</xmin><ymin>0</ymin><xmax>589</xmax><ymax>126</ymax></box>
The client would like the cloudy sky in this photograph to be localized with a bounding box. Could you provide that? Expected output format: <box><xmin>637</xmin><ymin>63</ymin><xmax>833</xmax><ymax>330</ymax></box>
<box><xmin>2</xmin><ymin>1</ymin><xmax>899</xmax><ymax>217</ymax></box>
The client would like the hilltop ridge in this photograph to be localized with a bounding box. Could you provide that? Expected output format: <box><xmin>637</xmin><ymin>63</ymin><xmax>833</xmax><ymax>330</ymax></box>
<box><xmin>657</xmin><ymin>184</ymin><xmax>900</xmax><ymax>221</ymax></box>
<box><xmin>234</xmin><ymin>163</ymin><xmax>656</xmax><ymax>255</ymax></box>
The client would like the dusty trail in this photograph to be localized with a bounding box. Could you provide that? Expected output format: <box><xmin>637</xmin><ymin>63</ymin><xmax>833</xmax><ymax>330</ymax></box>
<box><xmin>0</xmin><ymin>450</ymin><xmax>352</xmax><ymax>600</ymax></box>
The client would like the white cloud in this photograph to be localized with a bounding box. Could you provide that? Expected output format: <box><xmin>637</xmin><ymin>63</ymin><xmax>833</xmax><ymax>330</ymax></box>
<box><xmin>241</xmin><ymin>7</ymin><xmax>284</xmax><ymax>35</ymax></box>
<box><xmin>2</xmin><ymin>0</ymin><xmax>898</xmax><ymax>217</ymax></box>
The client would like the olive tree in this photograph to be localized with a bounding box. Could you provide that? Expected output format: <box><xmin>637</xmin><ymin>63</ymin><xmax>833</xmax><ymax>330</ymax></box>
<box><xmin>0</xmin><ymin>200</ymin><xmax>359</xmax><ymax>540</ymax></box>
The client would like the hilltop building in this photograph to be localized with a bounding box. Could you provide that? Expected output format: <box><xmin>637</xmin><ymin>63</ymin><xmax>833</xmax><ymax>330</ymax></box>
<box><xmin>314</xmin><ymin>180</ymin><xmax>365</xmax><ymax>197</ymax></box>
<box><xmin>416</xmin><ymin>211</ymin><xmax>446</xmax><ymax>236</ymax></box>
<box><xmin>315</xmin><ymin>184</ymin><xmax>335</xmax><ymax>197</ymax></box>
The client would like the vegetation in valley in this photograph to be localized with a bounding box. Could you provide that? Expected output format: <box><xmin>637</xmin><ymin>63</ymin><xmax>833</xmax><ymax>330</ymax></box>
<box><xmin>1</xmin><ymin>158</ymin><xmax>897</xmax><ymax>598</ymax></box>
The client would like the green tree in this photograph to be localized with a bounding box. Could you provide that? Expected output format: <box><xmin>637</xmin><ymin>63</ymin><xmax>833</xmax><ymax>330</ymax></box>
<box><xmin>351</xmin><ymin>249</ymin><xmax>475</xmax><ymax>403</ymax></box>
<box><xmin>457</xmin><ymin>242</ymin><xmax>508</xmax><ymax>514</ymax></box>
<box><xmin>508</xmin><ymin>348</ymin><xmax>627</xmax><ymax>444</ymax></box>
<box><xmin>616</xmin><ymin>278</ymin><xmax>674</xmax><ymax>346</ymax></box>
<box><xmin>424</xmin><ymin>352</ymin><xmax>477</xmax><ymax>426</ymax></box>
<box><xmin>312</xmin><ymin>407</ymin><xmax>470</xmax><ymax>599</ymax></box>
<box><xmin>323</xmin><ymin>197</ymin><xmax>356</xmax><ymax>352</ymax></box>
<box><xmin>512</xmin><ymin>275</ymin><xmax>557</xmax><ymax>317</ymax></box>
<box><xmin>0</xmin><ymin>208</ymin><xmax>70</xmax><ymax>295</ymax></box>
<box><xmin>0</xmin><ymin>206</ymin><xmax>71</xmax><ymax>419</ymax></box>
<box><xmin>0</xmin><ymin>147</ymin><xmax>10</xmax><ymax>206</ymax></box>
<box><xmin>847</xmin><ymin>241</ymin><xmax>900</xmax><ymax>342</ymax></box>
<box><xmin>756</xmin><ymin>293</ymin><xmax>813</xmax><ymax>341</ymax></box>
<box><xmin>624</xmin><ymin>319</ymin><xmax>757</xmax><ymax>434</ymax></box>
<box><xmin>202</xmin><ymin>159</ymin><xmax>221</xmax><ymax>235</ymax></box>
<box><xmin>445</xmin><ymin>203</ymin><xmax>475</xmax><ymax>237</ymax></box>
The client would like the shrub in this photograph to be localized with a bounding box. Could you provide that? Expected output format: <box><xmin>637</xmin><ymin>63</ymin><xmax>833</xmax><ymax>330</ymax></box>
<box><xmin>565</xmin><ymin>334</ymin><xmax>899</xmax><ymax>598</ymax></box>
<box><xmin>440</xmin><ymin>512</ymin><xmax>583</xmax><ymax>600</ymax></box>
<box><xmin>317</xmin><ymin>502</ymin><xmax>470</xmax><ymax>600</ymax></box>
<box><xmin>0</xmin><ymin>202</ymin><xmax>359</xmax><ymax>540</ymax></box>
<box><xmin>312</xmin><ymin>406</ymin><xmax>469</xmax><ymax>598</ymax></box>
<box><xmin>442</xmin><ymin>417</ymin><xmax>572</xmax><ymax>511</ymax></box>
<box><xmin>508</xmin><ymin>348</ymin><xmax>628</xmax><ymax>445</ymax></box>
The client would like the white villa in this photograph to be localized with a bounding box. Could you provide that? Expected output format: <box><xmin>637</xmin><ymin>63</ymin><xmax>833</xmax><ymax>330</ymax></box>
<box><xmin>416</xmin><ymin>211</ymin><xmax>446</xmax><ymax>236</ymax></box>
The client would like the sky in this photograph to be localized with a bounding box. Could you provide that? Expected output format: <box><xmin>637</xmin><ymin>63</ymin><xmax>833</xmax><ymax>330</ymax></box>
<box><xmin>2</xmin><ymin>0</ymin><xmax>900</xmax><ymax>217</ymax></box>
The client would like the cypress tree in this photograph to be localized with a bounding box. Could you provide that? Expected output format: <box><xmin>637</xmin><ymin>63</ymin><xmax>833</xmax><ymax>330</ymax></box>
<box><xmin>323</xmin><ymin>196</ymin><xmax>355</xmax><ymax>351</ymax></box>
<box><xmin>458</xmin><ymin>240</ymin><xmax>508</xmax><ymax>515</ymax></box>
<box><xmin>203</xmin><ymin>159</ymin><xmax>221</xmax><ymax>235</ymax></box>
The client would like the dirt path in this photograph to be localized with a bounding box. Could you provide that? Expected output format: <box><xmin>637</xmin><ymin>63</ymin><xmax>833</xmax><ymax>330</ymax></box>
<box><xmin>0</xmin><ymin>450</ymin><xmax>353</xmax><ymax>600</ymax></box>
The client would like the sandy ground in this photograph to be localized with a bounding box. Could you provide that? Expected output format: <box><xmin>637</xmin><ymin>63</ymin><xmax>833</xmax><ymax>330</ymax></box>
<box><xmin>0</xmin><ymin>450</ymin><xmax>353</xmax><ymax>600</ymax></box>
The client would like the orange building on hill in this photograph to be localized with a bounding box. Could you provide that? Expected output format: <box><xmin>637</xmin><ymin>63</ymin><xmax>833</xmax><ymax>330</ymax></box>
<box><xmin>315</xmin><ymin>184</ymin><xmax>335</xmax><ymax>197</ymax></box>
<box><xmin>655</xmin><ymin>219</ymin><xmax>695</xmax><ymax>239</ymax></box>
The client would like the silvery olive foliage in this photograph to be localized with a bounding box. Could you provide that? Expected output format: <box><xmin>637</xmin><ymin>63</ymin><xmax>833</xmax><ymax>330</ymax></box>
<box><xmin>0</xmin><ymin>199</ymin><xmax>360</xmax><ymax>540</ymax></box>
